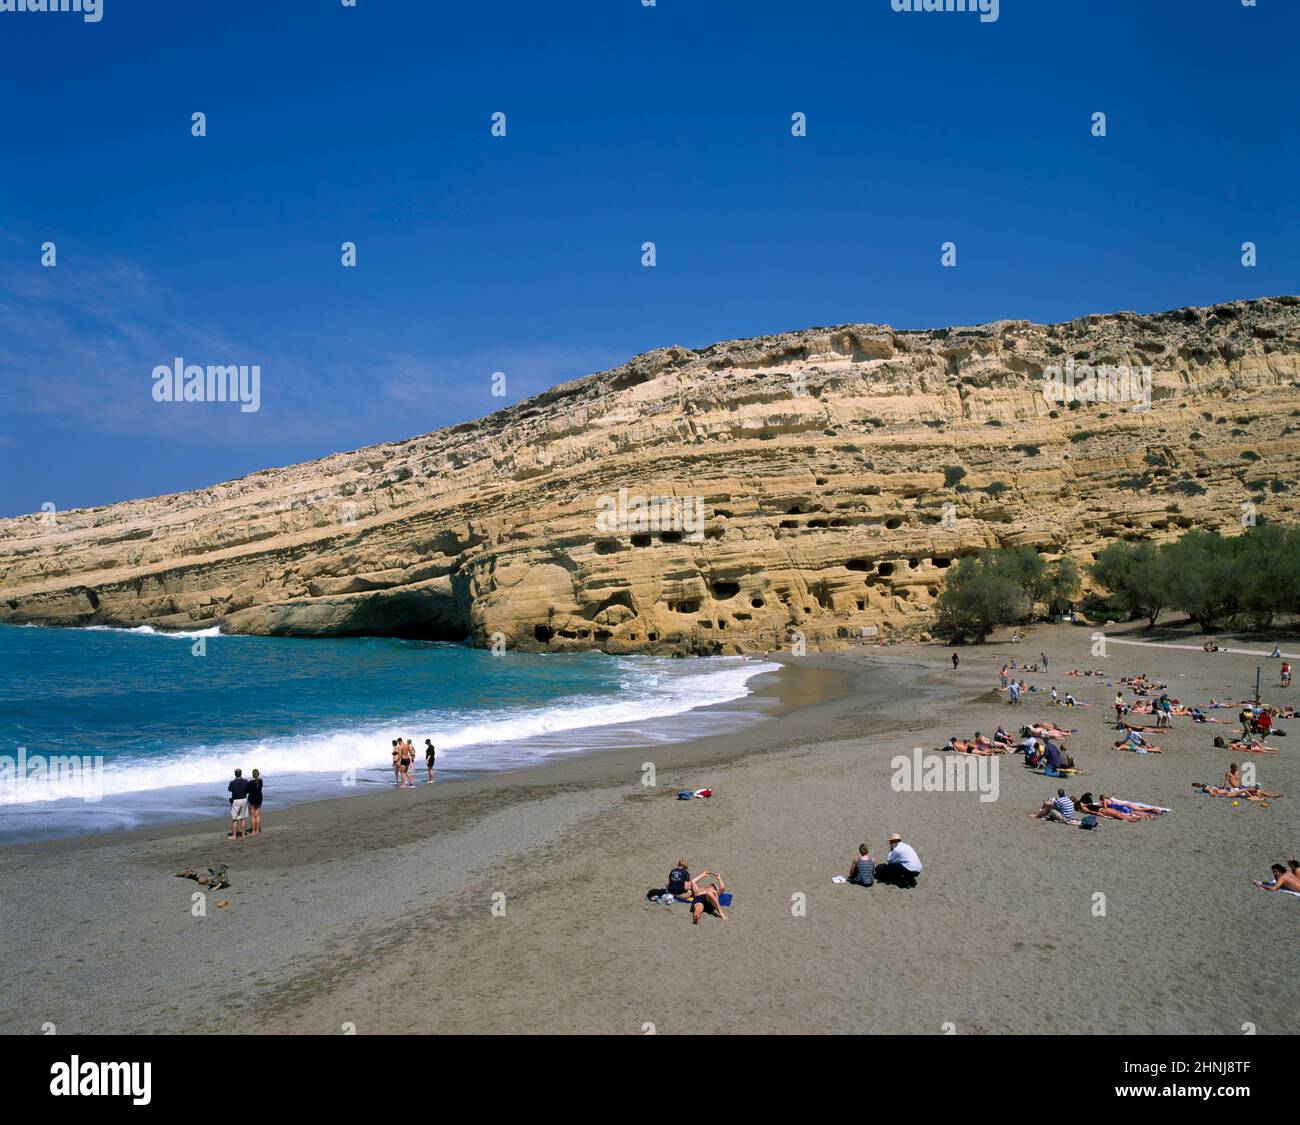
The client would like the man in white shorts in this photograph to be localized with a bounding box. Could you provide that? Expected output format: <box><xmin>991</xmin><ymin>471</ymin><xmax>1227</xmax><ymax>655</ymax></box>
<box><xmin>227</xmin><ymin>769</ymin><xmax>251</xmax><ymax>840</ymax></box>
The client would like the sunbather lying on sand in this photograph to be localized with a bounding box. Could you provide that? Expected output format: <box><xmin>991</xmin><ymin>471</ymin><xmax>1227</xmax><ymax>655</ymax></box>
<box><xmin>1075</xmin><ymin>792</ymin><xmax>1148</xmax><ymax>822</ymax></box>
<box><xmin>1224</xmin><ymin>739</ymin><xmax>1279</xmax><ymax>755</ymax></box>
<box><xmin>1113</xmin><ymin>739</ymin><xmax>1165</xmax><ymax>753</ymax></box>
<box><xmin>1098</xmin><ymin>795</ymin><xmax>1165</xmax><ymax>819</ymax></box>
<box><xmin>688</xmin><ymin>872</ymin><xmax>728</xmax><ymax>923</ymax></box>
<box><xmin>1027</xmin><ymin>721</ymin><xmax>1075</xmax><ymax>740</ymax></box>
<box><xmin>1193</xmin><ymin>782</ymin><xmax>1283</xmax><ymax>801</ymax></box>
<box><xmin>1252</xmin><ymin>861</ymin><xmax>1300</xmax><ymax>893</ymax></box>
<box><xmin>944</xmin><ymin>737</ymin><xmax>1000</xmax><ymax>756</ymax></box>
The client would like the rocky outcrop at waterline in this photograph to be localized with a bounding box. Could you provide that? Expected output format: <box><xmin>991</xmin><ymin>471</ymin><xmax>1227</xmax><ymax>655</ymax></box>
<box><xmin>2</xmin><ymin>296</ymin><xmax>1299</xmax><ymax>654</ymax></box>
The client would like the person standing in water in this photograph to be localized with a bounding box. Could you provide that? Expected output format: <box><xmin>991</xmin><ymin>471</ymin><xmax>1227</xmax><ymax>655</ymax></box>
<box><xmin>247</xmin><ymin>769</ymin><xmax>264</xmax><ymax>837</ymax></box>
<box><xmin>391</xmin><ymin>740</ymin><xmax>402</xmax><ymax>786</ymax></box>
<box><xmin>425</xmin><ymin>739</ymin><xmax>436</xmax><ymax>784</ymax></box>
<box><xmin>400</xmin><ymin>738</ymin><xmax>415</xmax><ymax>787</ymax></box>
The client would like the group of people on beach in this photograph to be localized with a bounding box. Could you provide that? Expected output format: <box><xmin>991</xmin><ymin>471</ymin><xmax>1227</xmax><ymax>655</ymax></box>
<box><xmin>391</xmin><ymin>737</ymin><xmax>436</xmax><ymax>787</ymax></box>
<box><xmin>843</xmin><ymin>833</ymin><xmax>923</xmax><ymax>889</ymax></box>
<box><xmin>226</xmin><ymin>768</ymin><xmax>264</xmax><ymax>839</ymax></box>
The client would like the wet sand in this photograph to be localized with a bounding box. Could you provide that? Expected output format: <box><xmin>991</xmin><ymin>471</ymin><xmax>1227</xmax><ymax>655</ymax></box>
<box><xmin>1</xmin><ymin>622</ymin><xmax>1297</xmax><ymax>1035</ymax></box>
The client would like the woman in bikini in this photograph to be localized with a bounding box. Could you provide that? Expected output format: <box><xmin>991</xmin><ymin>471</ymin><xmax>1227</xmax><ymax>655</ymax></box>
<box><xmin>1076</xmin><ymin>792</ymin><xmax>1143</xmax><ymax>822</ymax></box>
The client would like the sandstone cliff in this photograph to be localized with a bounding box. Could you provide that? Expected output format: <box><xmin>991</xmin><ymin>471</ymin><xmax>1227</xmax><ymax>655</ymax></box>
<box><xmin>3</xmin><ymin>297</ymin><xmax>1299</xmax><ymax>653</ymax></box>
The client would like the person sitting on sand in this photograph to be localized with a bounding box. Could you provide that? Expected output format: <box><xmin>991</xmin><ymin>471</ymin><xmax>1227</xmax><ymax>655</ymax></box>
<box><xmin>874</xmin><ymin>834</ymin><xmax>922</xmax><ymax>887</ymax></box>
<box><xmin>847</xmin><ymin>843</ymin><xmax>875</xmax><ymax>887</ymax></box>
<box><xmin>1252</xmin><ymin>861</ymin><xmax>1300</xmax><ymax>893</ymax></box>
<box><xmin>993</xmin><ymin>725</ymin><xmax>1014</xmax><ymax>748</ymax></box>
<box><xmin>1225</xmin><ymin>763</ymin><xmax>1242</xmax><ymax>787</ymax></box>
<box><xmin>1033</xmin><ymin>789</ymin><xmax>1076</xmax><ymax>823</ymax></box>
<box><xmin>1022</xmin><ymin>738</ymin><xmax>1043</xmax><ymax>769</ymax></box>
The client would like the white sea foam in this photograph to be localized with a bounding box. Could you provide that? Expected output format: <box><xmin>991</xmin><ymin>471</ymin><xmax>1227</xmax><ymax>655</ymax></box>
<box><xmin>0</xmin><ymin>658</ymin><xmax>778</xmax><ymax>805</ymax></box>
<box><xmin>76</xmin><ymin>624</ymin><xmax>224</xmax><ymax>639</ymax></box>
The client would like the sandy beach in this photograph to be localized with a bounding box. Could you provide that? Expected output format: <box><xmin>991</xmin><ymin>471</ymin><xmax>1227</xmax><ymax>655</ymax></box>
<box><xmin>1</xmin><ymin>621</ymin><xmax>1296</xmax><ymax>1036</ymax></box>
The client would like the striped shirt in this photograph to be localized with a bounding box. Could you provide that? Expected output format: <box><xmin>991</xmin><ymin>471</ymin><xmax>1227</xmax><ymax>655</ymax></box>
<box><xmin>1052</xmin><ymin>795</ymin><xmax>1075</xmax><ymax>819</ymax></box>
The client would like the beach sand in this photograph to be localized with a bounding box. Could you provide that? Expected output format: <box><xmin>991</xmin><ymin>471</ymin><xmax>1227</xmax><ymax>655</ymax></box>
<box><xmin>1</xmin><ymin>621</ymin><xmax>1296</xmax><ymax>1035</ymax></box>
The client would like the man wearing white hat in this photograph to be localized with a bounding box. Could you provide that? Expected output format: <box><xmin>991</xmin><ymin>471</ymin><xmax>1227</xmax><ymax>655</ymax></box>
<box><xmin>875</xmin><ymin>833</ymin><xmax>922</xmax><ymax>888</ymax></box>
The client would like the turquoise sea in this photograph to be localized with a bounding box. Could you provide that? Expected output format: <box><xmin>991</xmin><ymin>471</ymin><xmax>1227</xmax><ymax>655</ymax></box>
<box><xmin>0</xmin><ymin>624</ymin><xmax>776</xmax><ymax>842</ymax></box>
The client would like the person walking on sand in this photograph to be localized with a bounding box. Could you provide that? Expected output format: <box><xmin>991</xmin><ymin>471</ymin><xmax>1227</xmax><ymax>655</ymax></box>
<box><xmin>1114</xmin><ymin>690</ymin><xmax>1125</xmax><ymax>726</ymax></box>
<box><xmin>227</xmin><ymin>768</ymin><xmax>251</xmax><ymax>840</ymax></box>
<box><xmin>951</xmin><ymin>652</ymin><xmax>959</xmax><ymax>670</ymax></box>
<box><xmin>1240</xmin><ymin>706</ymin><xmax>1255</xmax><ymax>742</ymax></box>
<box><xmin>247</xmin><ymin>768</ymin><xmax>264</xmax><ymax>837</ymax></box>
<box><xmin>1041</xmin><ymin>651</ymin><xmax>1049</xmax><ymax>670</ymax></box>
<box><xmin>424</xmin><ymin>739</ymin><xmax>436</xmax><ymax>783</ymax></box>
<box><xmin>1282</xmin><ymin>662</ymin><xmax>1292</xmax><ymax>688</ymax></box>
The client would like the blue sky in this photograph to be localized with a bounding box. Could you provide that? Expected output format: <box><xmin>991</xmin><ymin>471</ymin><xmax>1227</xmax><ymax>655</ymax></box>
<box><xmin>0</xmin><ymin>0</ymin><xmax>1295</xmax><ymax>516</ymax></box>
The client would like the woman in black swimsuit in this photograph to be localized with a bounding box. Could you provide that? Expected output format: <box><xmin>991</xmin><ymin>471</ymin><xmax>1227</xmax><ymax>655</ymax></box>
<box><xmin>247</xmin><ymin>769</ymin><xmax>264</xmax><ymax>836</ymax></box>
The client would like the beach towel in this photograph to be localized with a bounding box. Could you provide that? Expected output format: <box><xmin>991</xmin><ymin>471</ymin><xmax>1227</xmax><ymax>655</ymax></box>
<box><xmin>674</xmin><ymin>892</ymin><xmax>734</xmax><ymax>907</ymax></box>
<box><xmin>1111</xmin><ymin>798</ymin><xmax>1170</xmax><ymax>815</ymax></box>
<box><xmin>831</xmin><ymin>875</ymin><xmax>848</xmax><ymax>883</ymax></box>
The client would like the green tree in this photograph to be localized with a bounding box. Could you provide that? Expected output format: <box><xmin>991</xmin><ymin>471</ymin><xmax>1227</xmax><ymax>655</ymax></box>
<box><xmin>1044</xmin><ymin>556</ymin><xmax>1081</xmax><ymax>616</ymax></box>
<box><xmin>935</xmin><ymin>556</ymin><xmax>1023</xmax><ymax>642</ymax></box>
<box><xmin>1089</xmin><ymin>540</ymin><xmax>1169</xmax><ymax>627</ymax></box>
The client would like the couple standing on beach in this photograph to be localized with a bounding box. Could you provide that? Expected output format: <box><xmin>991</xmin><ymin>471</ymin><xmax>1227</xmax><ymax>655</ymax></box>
<box><xmin>227</xmin><ymin>768</ymin><xmax>263</xmax><ymax>839</ymax></box>
<box><xmin>392</xmin><ymin>738</ymin><xmax>435</xmax><ymax>786</ymax></box>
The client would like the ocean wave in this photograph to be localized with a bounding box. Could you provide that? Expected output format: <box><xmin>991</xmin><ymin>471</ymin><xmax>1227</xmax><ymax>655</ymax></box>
<box><xmin>76</xmin><ymin>624</ymin><xmax>225</xmax><ymax>639</ymax></box>
<box><xmin>0</xmin><ymin>658</ymin><xmax>778</xmax><ymax>804</ymax></box>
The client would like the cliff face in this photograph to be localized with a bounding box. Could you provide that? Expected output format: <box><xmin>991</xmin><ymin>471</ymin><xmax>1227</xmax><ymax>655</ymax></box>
<box><xmin>3</xmin><ymin>297</ymin><xmax>1299</xmax><ymax>653</ymax></box>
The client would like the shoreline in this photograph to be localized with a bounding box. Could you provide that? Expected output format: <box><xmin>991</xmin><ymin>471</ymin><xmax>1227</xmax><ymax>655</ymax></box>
<box><xmin>2</xmin><ymin>622</ymin><xmax>1296</xmax><ymax>1035</ymax></box>
<box><xmin>0</xmin><ymin>640</ymin><xmax>789</xmax><ymax>846</ymax></box>
<box><xmin>2</xmin><ymin>652</ymin><xmax>867</xmax><ymax>858</ymax></box>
